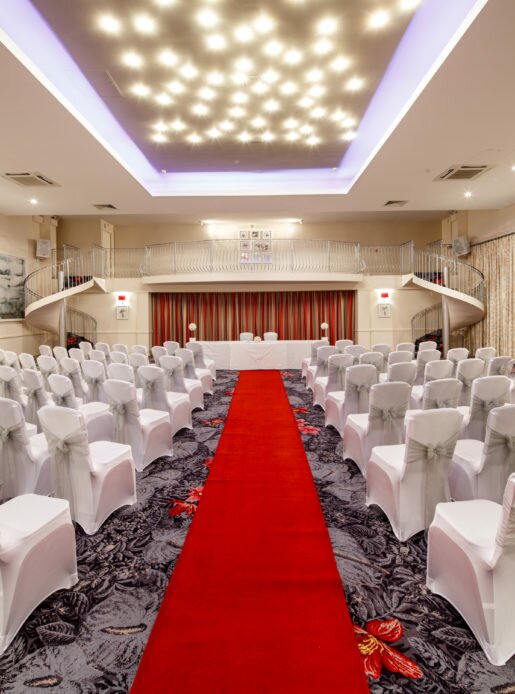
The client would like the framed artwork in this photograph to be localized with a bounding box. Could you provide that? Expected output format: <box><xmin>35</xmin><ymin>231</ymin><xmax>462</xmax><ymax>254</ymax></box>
<box><xmin>253</xmin><ymin>240</ymin><xmax>271</xmax><ymax>253</ymax></box>
<box><xmin>116</xmin><ymin>305</ymin><xmax>129</xmax><ymax>320</ymax></box>
<box><xmin>239</xmin><ymin>230</ymin><xmax>249</xmax><ymax>240</ymax></box>
<box><xmin>240</xmin><ymin>240</ymin><xmax>251</xmax><ymax>251</ymax></box>
<box><xmin>0</xmin><ymin>253</ymin><xmax>25</xmax><ymax>320</ymax></box>
<box><xmin>240</xmin><ymin>252</ymin><xmax>251</xmax><ymax>264</ymax></box>
<box><xmin>377</xmin><ymin>304</ymin><xmax>391</xmax><ymax>318</ymax></box>
<box><xmin>250</xmin><ymin>229</ymin><xmax>261</xmax><ymax>240</ymax></box>
<box><xmin>262</xmin><ymin>230</ymin><xmax>272</xmax><ymax>240</ymax></box>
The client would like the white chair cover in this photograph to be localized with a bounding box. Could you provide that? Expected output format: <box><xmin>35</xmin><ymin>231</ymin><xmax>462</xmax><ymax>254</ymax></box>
<box><xmin>38</xmin><ymin>406</ymin><xmax>136</xmax><ymax>535</ymax></box>
<box><xmin>421</xmin><ymin>378</ymin><xmax>462</xmax><ymax>410</ymax></box>
<box><xmin>37</xmin><ymin>355</ymin><xmax>59</xmax><ymax>392</ymax></box>
<box><xmin>313</xmin><ymin>354</ymin><xmax>353</xmax><ymax>409</ymax></box>
<box><xmin>108</xmin><ymin>362</ymin><xmax>136</xmax><ymax>384</ymax></box>
<box><xmin>410</xmin><ymin>360</ymin><xmax>454</xmax><ymax>408</ymax></box>
<box><xmin>68</xmin><ymin>348</ymin><xmax>85</xmax><ymax>363</ymax></box>
<box><xmin>414</xmin><ymin>349</ymin><xmax>441</xmax><ymax>386</ymax></box>
<box><xmin>186</xmin><ymin>342</ymin><xmax>217</xmax><ymax>381</ymax></box>
<box><xmin>396</xmin><ymin>342</ymin><xmax>415</xmax><ymax>355</ymax></box>
<box><xmin>176</xmin><ymin>348</ymin><xmax>213</xmax><ymax>395</ymax></box>
<box><xmin>48</xmin><ymin>374</ymin><xmax>79</xmax><ymax>409</ymax></box>
<box><xmin>386</xmin><ymin>361</ymin><xmax>417</xmax><ymax>386</ymax></box>
<box><xmin>366</xmin><ymin>408</ymin><xmax>463</xmax><ymax>541</ymax></box>
<box><xmin>112</xmin><ymin>343</ymin><xmax>129</xmax><ymax>355</ymax></box>
<box><xmin>239</xmin><ymin>332</ymin><xmax>253</xmax><ymax>341</ymax></box>
<box><xmin>163</xmin><ymin>341</ymin><xmax>179</xmax><ymax>355</ymax></box>
<box><xmin>60</xmin><ymin>357</ymin><xmax>89</xmax><ymax>399</ymax></box>
<box><xmin>307</xmin><ymin>345</ymin><xmax>338</xmax><ymax>392</ymax></box>
<box><xmin>371</xmin><ymin>344</ymin><xmax>391</xmax><ymax>372</ymax></box>
<box><xmin>3</xmin><ymin>352</ymin><xmax>21</xmax><ymax>375</ymax></box>
<box><xmin>476</xmin><ymin>346</ymin><xmax>497</xmax><ymax>376</ymax></box>
<box><xmin>0</xmin><ymin>494</ymin><xmax>78</xmax><ymax>655</ymax></box>
<box><xmin>128</xmin><ymin>353</ymin><xmax>149</xmax><ymax>387</ymax></box>
<box><xmin>81</xmin><ymin>360</ymin><xmax>108</xmax><ymax>404</ymax></box>
<box><xmin>23</xmin><ymin>369</ymin><xmax>51</xmax><ymax>428</ymax></box>
<box><xmin>450</xmin><ymin>405</ymin><xmax>515</xmax><ymax>503</ymax></box>
<box><xmin>104</xmin><ymin>379</ymin><xmax>172</xmax><ymax>472</ymax></box>
<box><xmin>52</xmin><ymin>346</ymin><xmax>68</xmax><ymax>370</ymax></box>
<box><xmin>456</xmin><ymin>358</ymin><xmax>484</xmax><ymax>406</ymax></box>
<box><xmin>110</xmin><ymin>351</ymin><xmax>128</xmax><ymax>365</ymax></box>
<box><xmin>301</xmin><ymin>339</ymin><xmax>328</xmax><ymax>379</ymax></box>
<box><xmin>19</xmin><ymin>353</ymin><xmax>36</xmax><ymax>371</ymax></box>
<box><xmin>138</xmin><ymin>365</ymin><xmax>192</xmax><ymax>436</ymax></box>
<box><xmin>39</xmin><ymin>345</ymin><xmax>53</xmax><ymax>357</ymax></box>
<box><xmin>427</xmin><ymin>473</ymin><xmax>515</xmax><ymax>665</ymax></box>
<box><xmin>160</xmin><ymin>355</ymin><xmax>204</xmax><ymax>411</ymax></box>
<box><xmin>151</xmin><ymin>346</ymin><xmax>167</xmax><ymax>364</ymax></box>
<box><xmin>78</xmin><ymin>341</ymin><xmax>93</xmax><ymax>359</ymax></box>
<box><xmin>458</xmin><ymin>376</ymin><xmax>511</xmax><ymax>440</ymax></box>
<box><xmin>325</xmin><ymin>364</ymin><xmax>378</xmax><ymax>436</ymax></box>
<box><xmin>335</xmin><ymin>339</ymin><xmax>353</xmax><ymax>353</ymax></box>
<box><xmin>447</xmin><ymin>348</ymin><xmax>469</xmax><ymax>376</ymax></box>
<box><xmin>263</xmin><ymin>332</ymin><xmax>278</xmax><ymax>341</ymax></box>
<box><xmin>90</xmin><ymin>349</ymin><xmax>109</xmax><ymax>377</ymax></box>
<box><xmin>418</xmin><ymin>340</ymin><xmax>437</xmax><ymax>352</ymax></box>
<box><xmin>0</xmin><ymin>366</ymin><xmax>27</xmax><ymax>414</ymax></box>
<box><xmin>359</xmin><ymin>351</ymin><xmax>384</xmax><ymax>375</ymax></box>
<box><xmin>344</xmin><ymin>344</ymin><xmax>367</xmax><ymax>365</ymax></box>
<box><xmin>131</xmin><ymin>344</ymin><xmax>148</xmax><ymax>355</ymax></box>
<box><xmin>344</xmin><ymin>381</ymin><xmax>410</xmax><ymax>478</ymax></box>
<box><xmin>488</xmin><ymin>356</ymin><xmax>514</xmax><ymax>377</ymax></box>
<box><xmin>388</xmin><ymin>351</ymin><xmax>413</xmax><ymax>366</ymax></box>
<box><xmin>95</xmin><ymin>342</ymin><xmax>111</xmax><ymax>362</ymax></box>
<box><xmin>0</xmin><ymin>349</ymin><xmax>5</xmax><ymax>366</ymax></box>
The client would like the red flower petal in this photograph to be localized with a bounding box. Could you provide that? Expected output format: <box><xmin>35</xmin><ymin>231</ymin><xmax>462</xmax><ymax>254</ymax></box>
<box><xmin>366</xmin><ymin>618</ymin><xmax>403</xmax><ymax>643</ymax></box>
<box><xmin>169</xmin><ymin>501</ymin><xmax>197</xmax><ymax>517</ymax></box>
<box><xmin>363</xmin><ymin>648</ymin><xmax>383</xmax><ymax>680</ymax></box>
<box><xmin>381</xmin><ymin>643</ymin><xmax>424</xmax><ymax>680</ymax></box>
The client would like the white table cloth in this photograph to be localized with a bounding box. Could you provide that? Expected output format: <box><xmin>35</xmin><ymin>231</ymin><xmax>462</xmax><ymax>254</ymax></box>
<box><xmin>199</xmin><ymin>341</ymin><xmax>313</xmax><ymax>370</ymax></box>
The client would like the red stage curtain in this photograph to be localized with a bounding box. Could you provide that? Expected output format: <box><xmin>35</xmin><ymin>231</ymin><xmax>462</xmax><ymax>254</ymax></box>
<box><xmin>151</xmin><ymin>290</ymin><xmax>354</xmax><ymax>345</ymax></box>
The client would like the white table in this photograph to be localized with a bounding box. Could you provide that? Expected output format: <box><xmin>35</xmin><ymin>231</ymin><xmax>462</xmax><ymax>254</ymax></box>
<box><xmin>199</xmin><ymin>340</ymin><xmax>313</xmax><ymax>370</ymax></box>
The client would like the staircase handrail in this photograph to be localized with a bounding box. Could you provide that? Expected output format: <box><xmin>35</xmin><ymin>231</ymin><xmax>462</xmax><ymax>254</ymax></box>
<box><xmin>412</xmin><ymin>248</ymin><xmax>484</xmax><ymax>305</ymax></box>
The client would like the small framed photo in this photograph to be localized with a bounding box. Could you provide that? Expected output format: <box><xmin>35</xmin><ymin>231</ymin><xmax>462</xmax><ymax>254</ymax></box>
<box><xmin>240</xmin><ymin>252</ymin><xmax>251</xmax><ymax>264</ymax></box>
<box><xmin>253</xmin><ymin>240</ymin><xmax>271</xmax><ymax>253</ymax></box>
<box><xmin>262</xmin><ymin>230</ymin><xmax>272</xmax><ymax>240</ymax></box>
<box><xmin>377</xmin><ymin>304</ymin><xmax>391</xmax><ymax>318</ymax></box>
<box><xmin>250</xmin><ymin>229</ymin><xmax>261</xmax><ymax>240</ymax></box>
<box><xmin>240</xmin><ymin>240</ymin><xmax>251</xmax><ymax>251</ymax></box>
<box><xmin>116</xmin><ymin>306</ymin><xmax>129</xmax><ymax>320</ymax></box>
<box><xmin>239</xmin><ymin>230</ymin><xmax>249</xmax><ymax>240</ymax></box>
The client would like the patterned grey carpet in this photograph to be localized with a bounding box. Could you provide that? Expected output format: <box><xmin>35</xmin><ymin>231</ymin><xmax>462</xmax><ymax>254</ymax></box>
<box><xmin>1</xmin><ymin>369</ymin><xmax>514</xmax><ymax>693</ymax></box>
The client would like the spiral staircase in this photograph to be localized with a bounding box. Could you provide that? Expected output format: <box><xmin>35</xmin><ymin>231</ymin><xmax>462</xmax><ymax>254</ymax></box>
<box><xmin>23</xmin><ymin>240</ymin><xmax>485</xmax><ymax>348</ymax></box>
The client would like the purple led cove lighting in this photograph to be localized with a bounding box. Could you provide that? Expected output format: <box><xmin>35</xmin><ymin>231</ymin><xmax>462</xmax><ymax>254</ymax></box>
<box><xmin>0</xmin><ymin>0</ymin><xmax>488</xmax><ymax>197</ymax></box>
<box><xmin>338</xmin><ymin>0</ymin><xmax>489</xmax><ymax>188</ymax></box>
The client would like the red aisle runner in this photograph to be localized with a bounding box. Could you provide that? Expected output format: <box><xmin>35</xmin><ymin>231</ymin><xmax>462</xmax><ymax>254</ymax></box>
<box><xmin>131</xmin><ymin>371</ymin><xmax>369</xmax><ymax>694</ymax></box>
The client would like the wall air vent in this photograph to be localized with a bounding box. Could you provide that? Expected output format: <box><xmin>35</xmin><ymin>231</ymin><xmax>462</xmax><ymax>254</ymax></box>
<box><xmin>2</xmin><ymin>171</ymin><xmax>58</xmax><ymax>187</ymax></box>
<box><xmin>435</xmin><ymin>165</ymin><xmax>489</xmax><ymax>181</ymax></box>
<box><xmin>93</xmin><ymin>203</ymin><xmax>118</xmax><ymax>210</ymax></box>
<box><xmin>384</xmin><ymin>200</ymin><xmax>408</xmax><ymax>207</ymax></box>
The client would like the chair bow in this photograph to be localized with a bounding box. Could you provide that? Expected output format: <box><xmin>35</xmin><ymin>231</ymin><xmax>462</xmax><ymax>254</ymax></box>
<box><xmin>484</xmin><ymin>426</ymin><xmax>515</xmax><ymax>469</ymax></box>
<box><xmin>53</xmin><ymin>393</ymin><xmax>74</xmax><ymax>407</ymax></box>
<box><xmin>369</xmin><ymin>405</ymin><xmax>407</xmax><ymax>443</ymax></box>
<box><xmin>472</xmin><ymin>395</ymin><xmax>506</xmax><ymax>413</ymax></box>
<box><xmin>424</xmin><ymin>397</ymin><xmax>455</xmax><ymax>410</ymax></box>
<box><xmin>458</xmin><ymin>374</ymin><xmax>473</xmax><ymax>388</ymax></box>
<box><xmin>346</xmin><ymin>381</ymin><xmax>371</xmax><ymax>411</ymax></box>
<box><xmin>0</xmin><ymin>421</ymin><xmax>29</xmax><ymax>498</ymax></box>
<box><xmin>407</xmin><ymin>431</ymin><xmax>459</xmax><ymax>524</ymax></box>
<box><xmin>369</xmin><ymin>405</ymin><xmax>406</xmax><ymax>424</ymax></box>
<box><xmin>46</xmin><ymin>428</ymin><xmax>90</xmax><ymax>517</ymax></box>
<box><xmin>109</xmin><ymin>399</ymin><xmax>140</xmax><ymax>443</ymax></box>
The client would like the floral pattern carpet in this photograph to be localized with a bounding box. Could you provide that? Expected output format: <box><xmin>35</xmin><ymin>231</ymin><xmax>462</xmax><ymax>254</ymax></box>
<box><xmin>1</xmin><ymin>369</ymin><xmax>514</xmax><ymax>693</ymax></box>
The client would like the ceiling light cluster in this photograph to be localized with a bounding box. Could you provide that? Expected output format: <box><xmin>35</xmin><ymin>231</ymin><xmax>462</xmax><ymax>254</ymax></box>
<box><xmin>95</xmin><ymin>0</ymin><xmax>419</xmax><ymax>150</ymax></box>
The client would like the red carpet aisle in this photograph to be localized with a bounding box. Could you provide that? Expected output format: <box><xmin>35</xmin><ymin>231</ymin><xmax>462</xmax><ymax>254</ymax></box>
<box><xmin>131</xmin><ymin>371</ymin><xmax>369</xmax><ymax>694</ymax></box>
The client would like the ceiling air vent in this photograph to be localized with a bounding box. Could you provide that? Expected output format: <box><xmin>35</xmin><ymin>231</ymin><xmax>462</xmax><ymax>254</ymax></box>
<box><xmin>93</xmin><ymin>203</ymin><xmax>118</xmax><ymax>210</ymax></box>
<box><xmin>384</xmin><ymin>200</ymin><xmax>408</xmax><ymax>208</ymax></box>
<box><xmin>2</xmin><ymin>171</ymin><xmax>58</xmax><ymax>187</ymax></box>
<box><xmin>435</xmin><ymin>165</ymin><xmax>489</xmax><ymax>181</ymax></box>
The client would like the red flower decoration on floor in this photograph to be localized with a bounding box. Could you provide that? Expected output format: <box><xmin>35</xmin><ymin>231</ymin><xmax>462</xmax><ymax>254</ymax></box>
<box><xmin>292</xmin><ymin>406</ymin><xmax>309</xmax><ymax>414</ymax></box>
<box><xmin>353</xmin><ymin>619</ymin><xmax>423</xmax><ymax>681</ymax></box>
<box><xmin>186</xmin><ymin>486</ymin><xmax>204</xmax><ymax>502</ymax></box>
<box><xmin>169</xmin><ymin>500</ymin><xmax>197</xmax><ymax>517</ymax></box>
<box><xmin>295</xmin><ymin>418</ymin><xmax>320</xmax><ymax>435</ymax></box>
<box><xmin>225</xmin><ymin>389</ymin><xmax>235</xmax><ymax>396</ymax></box>
<box><xmin>203</xmin><ymin>457</ymin><xmax>214</xmax><ymax>469</ymax></box>
<box><xmin>200</xmin><ymin>418</ymin><xmax>225</xmax><ymax>427</ymax></box>
<box><xmin>281</xmin><ymin>371</ymin><xmax>295</xmax><ymax>377</ymax></box>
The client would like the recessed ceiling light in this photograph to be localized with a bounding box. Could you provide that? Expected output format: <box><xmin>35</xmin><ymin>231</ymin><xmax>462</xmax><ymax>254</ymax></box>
<box><xmin>234</xmin><ymin>24</ymin><xmax>254</xmax><ymax>43</ymax></box>
<box><xmin>206</xmin><ymin>34</ymin><xmax>227</xmax><ymax>51</ymax></box>
<box><xmin>511</xmin><ymin>165</ymin><xmax>515</xmax><ymax>171</ymax></box>
<box><xmin>298</xmin><ymin>96</ymin><xmax>314</xmax><ymax>109</ymax></box>
<box><xmin>231</xmin><ymin>72</ymin><xmax>249</xmax><ymax>86</ymax></box>
<box><xmin>283</xmin><ymin>118</ymin><xmax>299</xmax><ymax>130</ymax></box>
<box><xmin>168</xmin><ymin>79</ymin><xmax>185</xmax><ymax>94</ymax></box>
<box><xmin>207</xmin><ymin>71</ymin><xmax>224</xmax><ymax>86</ymax></box>
<box><xmin>286</xmin><ymin>131</ymin><xmax>300</xmax><ymax>142</ymax></box>
<box><xmin>368</xmin><ymin>9</ymin><xmax>391</xmax><ymax>30</ymax></box>
<box><xmin>122</xmin><ymin>51</ymin><xmax>144</xmax><ymax>69</ymax></box>
<box><xmin>264</xmin><ymin>40</ymin><xmax>283</xmax><ymax>57</ymax></box>
<box><xmin>262</xmin><ymin>69</ymin><xmax>280</xmax><ymax>84</ymax></box>
<box><xmin>280</xmin><ymin>81</ymin><xmax>298</xmax><ymax>95</ymax></box>
<box><xmin>198</xmin><ymin>87</ymin><xmax>216</xmax><ymax>101</ymax></box>
<box><xmin>306</xmin><ymin>135</ymin><xmax>321</xmax><ymax>146</ymax></box>
<box><xmin>155</xmin><ymin>92</ymin><xmax>173</xmax><ymax>106</ymax></box>
<box><xmin>342</xmin><ymin>130</ymin><xmax>357</xmax><ymax>141</ymax></box>
<box><xmin>158</xmin><ymin>49</ymin><xmax>178</xmax><ymax>67</ymax></box>
<box><xmin>311</xmin><ymin>106</ymin><xmax>326</xmax><ymax>119</ymax></box>
<box><xmin>153</xmin><ymin>120</ymin><xmax>168</xmax><ymax>132</ymax></box>
<box><xmin>180</xmin><ymin>63</ymin><xmax>199</xmax><ymax>80</ymax></box>
<box><xmin>306</xmin><ymin>68</ymin><xmax>323</xmax><ymax>82</ymax></box>
<box><xmin>251</xmin><ymin>81</ymin><xmax>269</xmax><ymax>95</ymax></box>
<box><xmin>229</xmin><ymin>106</ymin><xmax>246</xmax><ymax>118</ymax></box>
<box><xmin>219</xmin><ymin>120</ymin><xmax>235</xmax><ymax>131</ymax></box>
<box><xmin>234</xmin><ymin>57</ymin><xmax>254</xmax><ymax>73</ymax></box>
<box><xmin>206</xmin><ymin>127</ymin><xmax>222</xmax><ymax>139</ymax></box>
<box><xmin>261</xmin><ymin>131</ymin><xmax>275</xmax><ymax>142</ymax></box>
<box><xmin>330</xmin><ymin>55</ymin><xmax>351</xmax><ymax>73</ymax></box>
<box><xmin>154</xmin><ymin>0</ymin><xmax>176</xmax><ymax>7</ymax></box>
<box><xmin>346</xmin><ymin>76</ymin><xmax>365</xmax><ymax>91</ymax></box>
<box><xmin>342</xmin><ymin>116</ymin><xmax>357</xmax><ymax>128</ymax></box>
<box><xmin>284</xmin><ymin>49</ymin><xmax>303</xmax><ymax>65</ymax></box>
<box><xmin>299</xmin><ymin>123</ymin><xmax>313</xmax><ymax>135</ymax></box>
<box><xmin>133</xmin><ymin>14</ymin><xmax>157</xmax><ymax>34</ymax></box>
<box><xmin>231</xmin><ymin>91</ymin><xmax>249</xmax><ymax>104</ymax></box>
<box><xmin>464</xmin><ymin>191</ymin><xmax>472</xmax><ymax>198</ymax></box>
<box><xmin>308</xmin><ymin>84</ymin><xmax>326</xmax><ymax>98</ymax></box>
<box><xmin>254</xmin><ymin>14</ymin><xmax>276</xmax><ymax>34</ymax></box>
<box><xmin>191</xmin><ymin>102</ymin><xmax>209</xmax><ymax>116</ymax></box>
<box><xmin>187</xmin><ymin>133</ymin><xmax>203</xmax><ymax>144</ymax></box>
<box><xmin>330</xmin><ymin>109</ymin><xmax>347</xmax><ymax>122</ymax></box>
<box><xmin>250</xmin><ymin>116</ymin><xmax>267</xmax><ymax>129</ymax></box>
<box><xmin>98</xmin><ymin>14</ymin><xmax>122</xmax><ymax>35</ymax></box>
<box><xmin>30</xmin><ymin>198</ymin><xmax>38</xmax><ymax>205</ymax></box>
<box><xmin>399</xmin><ymin>0</ymin><xmax>420</xmax><ymax>11</ymax></box>
<box><xmin>131</xmin><ymin>82</ymin><xmax>151</xmax><ymax>97</ymax></box>
<box><xmin>152</xmin><ymin>132</ymin><xmax>168</xmax><ymax>143</ymax></box>
<box><xmin>237</xmin><ymin>131</ymin><xmax>252</xmax><ymax>143</ymax></box>
<box><xmin>317</xmin><ymin>17</ymin><xmax>338</xmax><ymax>35</ymax></box>
<box><xmin>263</xmin><ymin>99</ymin><xmax>280</xmax><ymax>112</ymax></box>
<box><xmin>196</xmin><ymin>9</ymin><xmax>219</xmax><ymax>29</ymax></box>
<box><xmin>170</xmin><ymin>118</ymin><xmax>186</xmax><ymax>131</ymax></box>
<box><xmin>313</xmin><ymin>38</ymin><xmax>333</xmax><ymax>55</ymax></box>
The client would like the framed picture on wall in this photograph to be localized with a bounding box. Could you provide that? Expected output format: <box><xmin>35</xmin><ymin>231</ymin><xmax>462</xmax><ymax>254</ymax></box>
<box><xmin>0</xmin><ymin>253</ymin><xmax>25</xmax><ymax>320</ymax></box>
<box><xmin>253</xmin><ymin>240</ymin><xmax>271</xmax><ymax>253</ymax></box>
<box><xmin>240</xmin><ymin>240</ymin><xmax>251</xmax><ymax>251</ymax></box>
<box><xmin>262</xmin><ymin>230</ymin><xmax>272</xmax><ymax>240</ymax></box>
<box><xmin>377</xmin><ymin>304</ymin><xmax>391</xmax><ymax>318</ymax></box>
<box><xmin>250</xmin><ymin>229</ymin><xmax>261</xmax><ymax>240</ymax></box>
<box><xmin>239</xmin><ymin>230</ymin><xmax>249</xmax><ymax>240</ymax></box>
<box><xmin>116</xmin><ymin>306</ymin><xmax>129</xmax><ymax>320</ymax></box>
<box><xmin>240</xmin><ymin>252</ymin><xmax>251</xmax><ymax>264</ymax></box>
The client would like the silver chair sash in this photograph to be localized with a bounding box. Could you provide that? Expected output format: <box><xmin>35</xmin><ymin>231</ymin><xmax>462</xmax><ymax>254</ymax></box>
<box><xmin>406</xmin><ymin>431</ymin><xmax>459</xmax><ymax>525</ymax></box>
<box><xmin>25</xmin><ymin>386</ymin><xmax>46</xmax><ymax>426</ymax></box>
<box><xmin>330</xmin><ymin>364</ymin><xmax>348</xmax><ymax>392</ymax></box>
<box><xmin>483</xmin><ymin>425</ymin><xmax>515</xmax><ymax>472</ymax></box>
<box><xmin>0</xmin><ymin>377</ymin><xmax>21</xmax><ymax>401</ymax></box>
<box><xmin>109</xmin><ymin>399</ymin><xmax>140</xmax><ymax>443</ymax></box>
<box><xmin>163</xmin><ymin>366</ymin><xmax>187</xmax><ymax>394</ymax></box>
<box><xmin>424</xmin><ymin>397</ymin><xmax>456</xmax><ymax>410</ymax></box>
<box><xmin>496</xmin><ymin>487</ymin><xmax>515</xmax><ymax>548</ymax></box>
<box><xmin>83</xmin><ymin>374</ymin><xmax>103</xmax><ymax>402</ymax></box>
<box><xmin>52</xmin><ymin>392</ymin><xmax>76</xmax><ymax>408</ymax></box>
<box><xmin>46</xmin><ymin>428</ymin><xmax>91</xmax><ymax>517</ymax></box>
<box><xmin>471</xmin><ymin>395</ymin><xmax>506</xmax><ymax>414</ymax></box>
<box><xmin>458</xmin><ymin>373</ymin><xmax>473</xmax><ymax>389</ymax></box>
<box><xmin>346</xmin><ymin>381</ymin><xmax>371</xmax><ymax>411</ymax></box>
<box><xmin>140</xmin><ymin>377</ymin><xmax>156</xmax><ymax>408</ymax></box>
<box><xmin>0</xmin><ymin>421</ymin><xmax>29</xmax><ymax>497</ymax></box>
<box><xmin>369</xmin><ymin>405</ymin><xmax>407</xmax><ymax>440</ymax></box>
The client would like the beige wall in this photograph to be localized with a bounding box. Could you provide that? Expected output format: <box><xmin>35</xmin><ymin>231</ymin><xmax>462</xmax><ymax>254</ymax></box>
<box><xmin>0</xmin><ymin>215</ymin><xmax>54</xmax><ymax>353</ymax></box>
<box><xmin>57</xmin><ymin>218</ymin><xmax>103</xmax><ymax>251</ymax></box>
<box><xmin>442</xmin><ymin>205</ymin><xmax>515</xmax><ymax>246</ymax></box>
